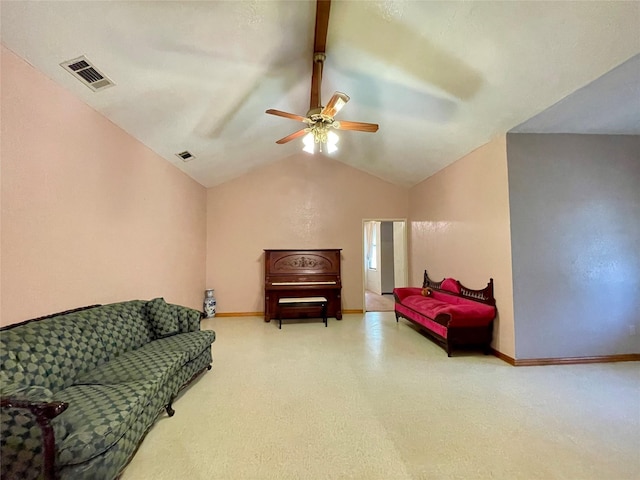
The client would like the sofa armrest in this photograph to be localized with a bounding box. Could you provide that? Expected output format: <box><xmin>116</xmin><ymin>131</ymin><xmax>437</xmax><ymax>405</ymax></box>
<box><xmin>393</xmin><ymin>287</ymin><xmax>423</xmax><ymax>303</ymax></box>
<box><xmin>175</xmin><ymin>305</ymin><xmax>202</xmax><ymax>333</ymax></box>
<box><xmin>1</xmin><ymin>397</ymin><xmax>68</xmax><ymax>480</ymax></box>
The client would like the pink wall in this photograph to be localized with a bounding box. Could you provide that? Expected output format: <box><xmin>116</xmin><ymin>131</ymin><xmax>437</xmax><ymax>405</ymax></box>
<box><xmin>0</xmin><ymin>46</ymin><xmax>207</xmax><ymax>326</ymax></box>
<box><xmin>408</xmin><ymin>136</ymin><xmax>515</xmax><ymax>357</ymax></box>
<box><xmin>206</xmin><ymin>154</ymin><xmax>408</xmax><ymax>314</ymax></box>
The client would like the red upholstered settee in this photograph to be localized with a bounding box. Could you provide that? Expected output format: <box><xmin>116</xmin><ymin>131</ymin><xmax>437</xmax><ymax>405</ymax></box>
<box><xmin>393</xmin><ymin>270</ymin><xmax>496</xmax><ymax>356</ymax></box>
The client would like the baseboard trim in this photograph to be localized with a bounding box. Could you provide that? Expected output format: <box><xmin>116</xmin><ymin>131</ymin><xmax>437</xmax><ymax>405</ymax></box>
<box><xmin>491</xmin><ymin>349</ymin><xmax>516</xmax><ymax>365</ymax></box>
<box><xmin>215</xmin><ymin>310</ymin><xmax>364</xmax><ymax>317</ymax></box>
<box><xmin>491</xmin><ymin>349</ymin><xmax>640</xmax><ymax>366</ymax></box>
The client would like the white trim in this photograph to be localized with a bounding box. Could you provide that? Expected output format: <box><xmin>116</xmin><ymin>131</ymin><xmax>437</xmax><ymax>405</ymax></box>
<box><xmin>361</xmin><ymin>218</ymin><xmax>408</xmax><ymax>311</ymax></box>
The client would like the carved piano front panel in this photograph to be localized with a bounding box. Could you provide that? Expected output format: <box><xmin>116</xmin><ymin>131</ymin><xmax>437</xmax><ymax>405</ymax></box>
<box><xmin>264</xmin><ymin>249</ymin><xmax>342</xmax><ymax>322</ymax></box>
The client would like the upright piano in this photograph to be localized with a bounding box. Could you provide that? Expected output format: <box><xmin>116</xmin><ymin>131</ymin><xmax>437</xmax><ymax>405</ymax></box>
<box><xmin>264</xmin><ymin>249</ymin><xmax>342</xmax><ymax>322</ymax></box>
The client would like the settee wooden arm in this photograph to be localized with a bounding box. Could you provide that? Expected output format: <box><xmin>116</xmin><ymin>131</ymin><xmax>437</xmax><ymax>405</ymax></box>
<box><xmin>1</xmin><ymin>397</ymin><xmax>69</xmax><ymax>480</ymax></box>
<box><xmin>432</xmin><ymin>313</ymin><xmax>452</xmax><ymax>328</ymax></box>
<box><xmin>1</xmin><ymin>397</ymin><xmax>69</xmax><ymax>417</ymax></box>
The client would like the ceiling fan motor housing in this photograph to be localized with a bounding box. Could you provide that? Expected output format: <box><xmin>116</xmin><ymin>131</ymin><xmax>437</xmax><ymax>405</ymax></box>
<box><xmin>307</xmin><ymin>107</ymin><xmax>323</xmax><ymax>118</ymax></box>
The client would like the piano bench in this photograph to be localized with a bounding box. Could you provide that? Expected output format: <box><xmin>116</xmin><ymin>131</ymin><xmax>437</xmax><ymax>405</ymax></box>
<box><xmin>277</xmin><ymin>297</ymin><xmax>328</xmax><ymax>329</ymax></box>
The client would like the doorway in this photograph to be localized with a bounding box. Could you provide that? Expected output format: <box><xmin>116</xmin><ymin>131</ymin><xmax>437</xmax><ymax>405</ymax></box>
<box><xmin>362</xmin><ymin>219</ymin><xmax>408</xmax><ymax>312</ymax></box>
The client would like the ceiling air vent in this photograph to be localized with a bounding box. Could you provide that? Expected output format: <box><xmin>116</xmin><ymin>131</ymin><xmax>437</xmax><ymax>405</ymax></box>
<box><xmin>176</xmin><ymin>151</ymin><xmax>196</xmax><ymax>162</ymax></box>
<box><xmin>60</xmin><ymin>56</ymin><xmax>114</xmax><ymax>91</ymax></box>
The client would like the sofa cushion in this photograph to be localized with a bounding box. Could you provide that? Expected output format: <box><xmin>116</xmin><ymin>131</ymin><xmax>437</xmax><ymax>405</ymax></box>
<box><xmin>74</xmin><ymin>348</ymin><xmax>188</xmax><ymax>396</ymax></box>
<box><xmin>440</xmin><ymin>278</ymin><xmax>461</xmax><ymax>294</ymax></box>
<box><xmin>402</xmin><ymin>294</ymin><xmax>495</xmax><ymax>326</ymax></box>
<box><xmin>52</xmin><ymin>382</ymin><xmax>154</xmax><ymax>466</ymax></box>
<box><xmin>395</xmin><ymin>302</ymin><xmax>449</xmax><ymax>339</ymax></box>
<box><xmin>0</xmin><ymin>314</ymin><xmax>107</xmax><ymax>394</ymax></box>
<box><xmin>138</xmin><ymin>331</ymin><xmax>216</xmax><ymax>362</ymax></box>
<box><xmin>0</xmin><ymin>344</ymin><xmax>50</xmax><ymax>393</ymax></box>
<box><xmin>402</xmin><ymin>295</ymin><xmax>453</xmax><ymax>318</ymax></box>
<box><xmin>146</xmin><ymin>298</ymin><xmax>179</xmax><ymax>338</ymax></box>
<box><xmin>81</xmin><ymin>302</ymin><xmax>154</xmax><ymax>360</ymax></box>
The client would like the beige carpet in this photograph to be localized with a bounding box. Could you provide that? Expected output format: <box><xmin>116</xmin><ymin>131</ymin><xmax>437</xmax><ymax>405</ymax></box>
<box><xmin>365</xmin><ymin>290</ymin><xmax>395</xmax><ymax>312</ymax></box>
<box><xmin>122</xmin><ymin>313</ymin><xmax>640</xmax><ymax>480</ymax></box>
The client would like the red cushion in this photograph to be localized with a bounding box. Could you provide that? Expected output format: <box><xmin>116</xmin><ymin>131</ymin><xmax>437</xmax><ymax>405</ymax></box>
<box><xmin>441</xmin><ymin>278</ymin><xmax>461</xmax><ymax>294</ymax></box>
<box><xmin>399</xmin><ymin>294</ymin><xmax>495</xmax><ymax>327</ymax></box>
<box><xmin>395</xmin><ymin>303</ymin><xmax>448</xmax><ymax>338</ymax></box>
<box><xmin>403</xmin><ymin>295</ymin><xmax>451</xmax><ymax>318</ymax></box>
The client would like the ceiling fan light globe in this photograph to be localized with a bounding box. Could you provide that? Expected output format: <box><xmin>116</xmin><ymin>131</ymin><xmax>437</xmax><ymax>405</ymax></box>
<box><xmin>303</xmin><ymin>132</ymin><xmax>314</xmax><ymax>144</ymax></box>
<box><xmin>326</xmin><ymin>130</ymin><xmax>339</xmax><ymax>154</ymax></box>
<box><xmin>303</xmin><ymin>132</ymin><xmax>315</xmax><ymax>154</ymax></box>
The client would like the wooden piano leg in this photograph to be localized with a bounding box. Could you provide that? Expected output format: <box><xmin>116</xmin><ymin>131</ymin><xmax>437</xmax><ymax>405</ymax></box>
<box><xmin>264</xmin><ymin>294</ymin><xmax>271</xmax><ymax>322</ymax></box>
<box><xmin>322</xmin><ymin>301</ymin><xmax>327</xmax><ymax>327</ymax></box>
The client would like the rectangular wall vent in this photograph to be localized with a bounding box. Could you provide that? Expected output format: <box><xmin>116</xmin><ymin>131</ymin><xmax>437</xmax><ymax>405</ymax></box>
<box><xmin>60</xmin><ymin>56</ymin><xmax>115</xmax><ymax>91</ymax></box>
<box><xmin>176</xmin><ymin>151</ymin><xmax>196</xmax><ymax>162</ymax></box>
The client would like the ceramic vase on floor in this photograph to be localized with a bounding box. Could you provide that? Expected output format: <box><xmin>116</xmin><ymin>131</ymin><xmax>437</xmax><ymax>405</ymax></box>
<box><xmin>203</xmin><ymin>289</ymin><xmax>216</xmax><ymax>318</ymax></box>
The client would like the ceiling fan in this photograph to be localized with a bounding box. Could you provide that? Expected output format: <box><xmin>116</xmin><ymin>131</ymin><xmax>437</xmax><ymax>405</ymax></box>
<box><xmin>265</xmin><ymin>0</ymin><xmax>378</xmax><ymax>153</ymax></box>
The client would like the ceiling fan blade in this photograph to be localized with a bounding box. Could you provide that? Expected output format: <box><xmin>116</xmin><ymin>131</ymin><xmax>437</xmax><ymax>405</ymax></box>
<box><xmin>265</xmin><ymin>109</ymin><xmax>308</xmax><ymax>123</ymax></box>
<box><xmin>276</xmin><ymin>129</ymin><xmax>307</xmax><ymax>144</ymax></box>
<box><xmin>321</xmin><ymin>92</ymin><xmax>350</xmax><ymax>118</ymax></box>
<box><xmin>310</xmin><ymin>0</ymin><xmax>331</xmax><ymax>110</ymax></box>
<box><xmin>336</xmin><ymin>120</ymin><xmax>379</xmax><ymax>133</ymax></box>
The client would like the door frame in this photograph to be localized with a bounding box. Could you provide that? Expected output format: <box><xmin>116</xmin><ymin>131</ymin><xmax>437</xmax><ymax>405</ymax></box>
<box><xmin>362</xmin><ymin>218</ymin><xmax>408</xmax><ymax>312</ymax></box>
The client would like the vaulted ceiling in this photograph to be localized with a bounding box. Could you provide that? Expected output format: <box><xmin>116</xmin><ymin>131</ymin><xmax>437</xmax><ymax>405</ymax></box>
<box><xmin>2</xmin><ymin>1</ymin><xmax>639</xmax><ymax>188</ymax></box>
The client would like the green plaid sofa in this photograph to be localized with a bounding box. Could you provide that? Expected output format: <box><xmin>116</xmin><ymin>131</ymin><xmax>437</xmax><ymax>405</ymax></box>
<box><xmin>0</xmin><ymin>298</ymin><xmax>215</xmax><ymax>480</ymax></box>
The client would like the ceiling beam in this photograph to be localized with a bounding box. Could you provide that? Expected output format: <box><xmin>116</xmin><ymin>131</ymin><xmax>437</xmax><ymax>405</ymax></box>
<box><xmin>310</xmin><ymin>0</ymin><xmax>331</xmax><ymax>110</ymax></box>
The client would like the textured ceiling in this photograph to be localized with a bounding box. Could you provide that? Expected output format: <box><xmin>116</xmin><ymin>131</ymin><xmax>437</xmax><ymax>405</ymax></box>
<box><xmin>512</xmin><ymin>53</ymin><xmax>640</xmax><ymax>135</ymax></box>
<box><xmin>2</xmin><ymin>1</ymin><xmax>639</xmax><ymax>188</ymax></box>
